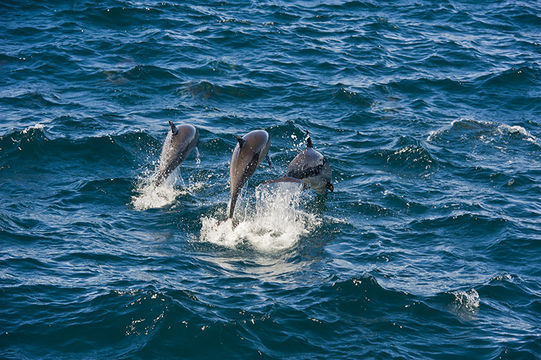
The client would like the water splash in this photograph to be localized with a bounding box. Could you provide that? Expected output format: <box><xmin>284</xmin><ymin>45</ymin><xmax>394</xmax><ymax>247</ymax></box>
<box><xmin>200</xmin><ymin>182</ymin><xmax>320</xmax><ymax>252</ymax></box>
<box><xmin>448</xmin><ymin>289</ymin><xmax>480</xmax><ymax>320</ymax></box>
<box><xmin>452</xmin><ymin>289</ymin><xmax>480</xmax><ymax>312</ymax></box>
<box><xmin>131</xmin><ymin>166</ymin><xmax>203</xmax><ymax>210</ymax></box>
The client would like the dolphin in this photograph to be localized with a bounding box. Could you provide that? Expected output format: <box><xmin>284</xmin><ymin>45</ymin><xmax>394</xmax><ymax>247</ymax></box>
<box><xmin>155</xmin><ymin>121</ymin><xmax>199</xmax><ymax>185</ymax></box>
<box><xmin>228</xmin><ymin>130</ymin><xmax>271</xmax><ymax>219</ymax></box>
<box><xmin>263</xmin><ymin>131</ymin><xmax>333</xmax><ymax>194</ymax></box>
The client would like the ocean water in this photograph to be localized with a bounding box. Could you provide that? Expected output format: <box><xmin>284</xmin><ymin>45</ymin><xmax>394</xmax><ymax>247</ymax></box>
<box><xmin>1</xmin><ymin>0</ymin><xmax>540</xmax><ymax>358</ymax></box>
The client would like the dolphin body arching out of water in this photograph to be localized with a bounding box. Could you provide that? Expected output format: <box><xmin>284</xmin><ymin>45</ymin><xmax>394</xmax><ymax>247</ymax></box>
<box><xmin>155</xmin><ymin>121</ymin><xmax>199</xmax><ymax>186</ymax></box>
<box><xmin>263</xmin><ymin>131</ymin><xmax>333</xmax><ymax>195</ymax></box>
<box><xmin>228</xmin><ymin>129</ymin><xmax>271</xmax><ymax>219</ymax></box>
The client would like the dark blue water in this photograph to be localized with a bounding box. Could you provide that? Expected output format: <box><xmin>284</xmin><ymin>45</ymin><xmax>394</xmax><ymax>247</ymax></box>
<box><xmin>1</xmin><ymin>0</ymin><xmax>540</xmax><ymax>358</ymax></box>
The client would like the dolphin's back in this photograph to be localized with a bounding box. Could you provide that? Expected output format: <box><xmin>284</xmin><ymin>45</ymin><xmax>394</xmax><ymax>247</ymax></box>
<box><xmin>286</xmin><ymin>148</ymin><xmax>326</xmax><ymax>179</ymax></box>
<box><xmin>286</xmin><ymin>146</ymin><xmax>332</xmax><ymax>195</ymax></box>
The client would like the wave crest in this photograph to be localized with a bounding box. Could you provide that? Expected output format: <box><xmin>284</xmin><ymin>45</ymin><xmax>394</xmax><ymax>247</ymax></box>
<box><xmin>427</xmin><ymin>118</ymin><xmax>539</xmax><ymax>146</ymax></box>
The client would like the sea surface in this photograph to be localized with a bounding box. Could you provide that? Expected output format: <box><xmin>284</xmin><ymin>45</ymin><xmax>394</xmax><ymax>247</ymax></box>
<box><xmin>1</xmin><ymin>0</ymin><xmax>540</xmax><ymax>359</ymax></box>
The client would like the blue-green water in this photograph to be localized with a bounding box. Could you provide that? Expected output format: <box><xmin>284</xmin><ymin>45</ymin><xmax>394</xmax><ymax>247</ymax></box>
<box><xmin>1</xmin><ymin>0</ymin><xmax>540</xmax><ymax>358</ymax></box>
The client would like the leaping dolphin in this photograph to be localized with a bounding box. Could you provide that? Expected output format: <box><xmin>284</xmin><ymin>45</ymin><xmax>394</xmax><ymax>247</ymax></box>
<box><xmin>263</xmin><ymin>131</ymin><xmax>333</xmax><ymax>194</ymax></box>
<box><xmin>228</xmin><ymin>130</ymin><xmax>271</xmax><ymax>219</ymax></box>
<box><xmin>155</xmin><ymin>121</ymin><xmax>199</xmax><ymax>185</ymax></box>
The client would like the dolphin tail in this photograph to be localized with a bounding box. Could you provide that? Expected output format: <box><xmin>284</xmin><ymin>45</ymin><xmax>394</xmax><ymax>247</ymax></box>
<box><xmin>228</xmin><ymin>190</ymin><xmax>240</xmax><ymax>219</ymax></box>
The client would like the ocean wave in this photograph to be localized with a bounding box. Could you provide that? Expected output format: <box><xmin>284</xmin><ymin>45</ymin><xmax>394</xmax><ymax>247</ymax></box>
<box><xmin>479</xmin><ymin>65</ymin><xmax>540</xmax><ymax>88</ymax></box>
<box><xmin>78</xmin><ymin>6</ymin><xmax>165</xmax><ymax>28</ymax></box>
<box><xmin>121</xmin><ymin>64</ymin><xmax>179</xmax><ymax>82</ymax></box>
<box><xmin>181</xmin><ymin>80</ymin><xmax>265</xmax><ymax>101</ymax></box>
<box><xmin>427</xmin><ymin>118</ymin><xmax>540</xmax><ymax>147</ymax></box>
<box><xmin>416</xmin><ymin>288</ymin><xmax>481</xmax><ymax>322</ymax></box>
<box><xmin>328</xmin><ymin>275</ymin><xmax>403</xmax><ymax>299</ymax></box>
<box><xmin>471</xmin><ymin>273</ymin><xmax>541</xmax><ymax>317</ymax></box>
<box><xmin>0</xmin><ymin>126</ymin><xmax>158</xmax><ymax>165</ymax></box>
<box><xmin>364</xmin><ymin>137</ymin><xmax>436</xmax><ymax>172</ymax></box>
<box><xmin>0</xmin><ymin>91</ymin><xmax>68</xmax><ymax>109</ymax></box>
<box><xmin>334</xmin><ymin>87</ymin><xmax>372</xmax><ymax>107</ymax></box>
<box><xmin>376</xmin><ymin>76</ymin><xmax>468</xmax><ymax>95</ymax></box>
<box><xmin>487</xmin><ymin>237</ymin><xmax>541</xmax><ymax>263</ymax></box>
<box><xmin>181</xmin><ymin>58</ymin><xmax>246</xmax><ymax>77</ymax></box>
<box><xmin>407</xmin><ymin>213</ymin><xmax>509</xmax><ymax>236</ymax></box>
<box><xmin>0</xmin><ymin>53</ymin><xmax>21</xmax><ymax>66</ymax></box>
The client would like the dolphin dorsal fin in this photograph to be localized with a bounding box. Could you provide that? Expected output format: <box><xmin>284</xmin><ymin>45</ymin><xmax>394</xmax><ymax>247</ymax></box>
<box><xmin>305</xmin><ymin>131</ymin><xmax>313</xmax><ymax>148</ymax></box>
<box><xmin>169</xmin><ymin>121</ymin><xmax>178</xmax><ymax>135</ymax></box>
<box><xmin>235</xmin><ymin>135</ymin><xmax>246</xmax><ymax>148</ymax></box>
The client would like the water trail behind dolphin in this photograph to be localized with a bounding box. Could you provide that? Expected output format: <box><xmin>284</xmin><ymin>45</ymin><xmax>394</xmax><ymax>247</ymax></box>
<box><xmin>200</xmin><ymin>182</ymin><xmax>320</xmax><ymax>252</ymax></box>
<box><xmin>131</xmin><ymin>167</ymin><xmax>203</xmax><ymax>210</ymax></box>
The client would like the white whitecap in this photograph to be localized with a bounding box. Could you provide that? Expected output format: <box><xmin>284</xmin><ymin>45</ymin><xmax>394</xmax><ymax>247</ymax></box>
<box><xmin>22</xmin><ymin>123</ymin><xmax>45</xmax><ymax>134</ymax></box>
<box><xmin>497</xmin><ymin>124</ymin><xmax>539</xmax><ymax>145</ymax></box>
<box><xmin>451</xmin><ymin>288</ymin><xmax>480</xmax><ymax>312</ymax></box>
<box><xmin>427</xmin><ymin>117</ymin><xmax>539</xmax><ymax>146</ymax></box>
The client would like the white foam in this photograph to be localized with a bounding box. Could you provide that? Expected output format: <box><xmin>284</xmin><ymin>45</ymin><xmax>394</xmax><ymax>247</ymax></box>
<box><xmin>451</xmin><ymin>288</ymin><xmax>480</xmax><ymax>312</ymax></box>
<box><xmin>22</xmin><ymin>123</ymin><xmax>45</xmax><ymax>134</ymax></box>
<box><xmin>131</xmin><ymin>167</ymin><xmax>203</xmax><ymax>210</ymax></box>
<box><xmin>497</xmin><ymin>124</ymin><xmax>539</xmax><ymax>145</ymax></box>
<box><xmin>427</xmin><ymin>117</ymin><xmax>484</xmax><ymax>142</ymax></box>
<box><xmin>200</xmin><ymin>182</ymin><xmax>319</xmax><ymax>252</ymax></box>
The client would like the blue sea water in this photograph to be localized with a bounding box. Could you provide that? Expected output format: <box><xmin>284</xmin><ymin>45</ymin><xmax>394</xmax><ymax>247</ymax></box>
<box><xmin>1</xmin><ymin>0</ymin><xmax>540</xmax><ymax>358</ymax></box>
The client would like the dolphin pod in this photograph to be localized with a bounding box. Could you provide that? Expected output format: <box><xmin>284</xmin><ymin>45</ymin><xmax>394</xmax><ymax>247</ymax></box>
<box><xmin>153</xmin><ymin>122</ymin><xmax>332</xmax><ymax>220</ymax></box>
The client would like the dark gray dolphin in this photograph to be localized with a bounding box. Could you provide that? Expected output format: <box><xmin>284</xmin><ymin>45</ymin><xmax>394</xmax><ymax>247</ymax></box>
<box><xmin>228</xmin><ymin>130</ymin><xmax>271</xmax><ymax>219</ymax></box>
<box><xmin>263</xmin><ymin>131</ymin><xmax>333</xmax><ymax>194</ymax></box>
<box><xmin>155</xmin><ymin>121</ymin><xmax>199</xmax><ymax>185</ymax></box>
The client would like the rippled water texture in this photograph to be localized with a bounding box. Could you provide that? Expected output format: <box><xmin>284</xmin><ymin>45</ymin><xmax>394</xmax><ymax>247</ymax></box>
<box><xmin>1</xmin><ymin>0</ymin><xmax>540</xmax><ymax>359</ymax></box>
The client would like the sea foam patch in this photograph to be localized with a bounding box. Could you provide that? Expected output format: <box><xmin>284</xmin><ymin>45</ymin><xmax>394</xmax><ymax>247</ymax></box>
<box><xmin>200</xmin><ymin>182</ymin><xmax>319</xmax><ymax>252</ymax></box>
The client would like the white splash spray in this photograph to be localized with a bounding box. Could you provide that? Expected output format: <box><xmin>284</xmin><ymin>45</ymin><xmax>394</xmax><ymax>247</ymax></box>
<box><xmin>22</xmin><ymin>123</ymin><xmax>45</xmax><ymax>134</ymax></box>
<box><xmin>451</xmin><ymin>288</ymin><xmax>480</xmax><ymax>312</ymax></box>
<box><xmin>200</xmin><ymin>182</ymin><xmax>320</xmax><ymax>252</ymax></box>
<box><xmin>131</xmin><ymin>166</ymin><xmax>203</xmax><ymax>210</ymax></box>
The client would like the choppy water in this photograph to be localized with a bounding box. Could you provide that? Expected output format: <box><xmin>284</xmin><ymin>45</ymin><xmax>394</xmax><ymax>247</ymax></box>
<box><xmin>1</xmin><ymin>0</ymin><xmax>540</xmax><ymax>359</ymax></box>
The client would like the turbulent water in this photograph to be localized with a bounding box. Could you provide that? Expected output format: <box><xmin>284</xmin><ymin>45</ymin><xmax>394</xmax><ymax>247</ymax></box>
<box><xmin>1</xmin><ymin>0</ymin><xmax>540</xmax><ymax>359</ymax></box>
